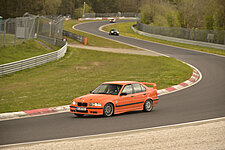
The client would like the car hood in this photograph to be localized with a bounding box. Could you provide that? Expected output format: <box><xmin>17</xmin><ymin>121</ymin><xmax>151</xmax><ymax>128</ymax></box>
<box><xmin>73</xmin><ymin>94</ymin><xmax>117</xmax><ymax>103</ymax></box>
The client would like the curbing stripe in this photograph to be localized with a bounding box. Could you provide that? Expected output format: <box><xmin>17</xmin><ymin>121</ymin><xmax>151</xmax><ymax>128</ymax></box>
<box><xmin>179</xmin><ymin>82</ymin><xmax>188</xmax><ymax>87</ymax></box>
<box><xmin>157</xmin><ymin>63</ymin><xmax>202</xmax><ymax>96</ymax></box>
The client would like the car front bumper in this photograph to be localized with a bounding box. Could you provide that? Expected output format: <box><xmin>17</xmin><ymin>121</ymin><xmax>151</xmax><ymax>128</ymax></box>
<box><xmin>70</xmin><ymin>105</ymin><xmax>104</xmax><ymax>115</ymax></box>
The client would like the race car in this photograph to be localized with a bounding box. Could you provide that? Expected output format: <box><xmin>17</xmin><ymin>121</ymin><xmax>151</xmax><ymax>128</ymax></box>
<box><xmin>109</xmin><ymin>29</ymin><xmax>119</xmax><ymax>36</ymax></box>
<box><xmin>70</xmin><ymin>81</ymin><xmax>159</xmax><ymax>117</ymax></box>
<box><xmin>109</xmin><ymin>18</ymin><xmax>116</xmax><ymax>23</ymax></box>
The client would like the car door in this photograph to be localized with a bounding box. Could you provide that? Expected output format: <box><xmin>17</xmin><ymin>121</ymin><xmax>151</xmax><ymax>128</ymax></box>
<box><xmin>131</xmin><ymin>83</ymin><xmax>148</xmax><ymax>110</ymax></box>
<box><xmin>116</xmin><ymin>84</ymin><xmax>135</xmax><ymax>113</ymax></box>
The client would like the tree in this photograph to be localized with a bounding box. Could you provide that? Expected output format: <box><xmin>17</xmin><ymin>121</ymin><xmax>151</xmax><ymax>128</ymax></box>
<box><xmin>140</xmin><ymin>0</ymin><xmax>179</xmax><ymax>27</ymax></box>
<box><xmin>58</xmin><ymin>0</ymin><xmax>74</xmax><ymax>16</ymax></box>
<box><xmin>0</xmin><ymin>0</ymin><xmax>45</xmax><ymax>18</ymax></box>
<box><xmin>43</xmin><ymin>0</ymin><xmax>61</xmax><ymax>15</ymax></box>
<box><xmin>74</xmin><ymin>3</ymin><xmax>94</xmax><ymax>18</ymax></box>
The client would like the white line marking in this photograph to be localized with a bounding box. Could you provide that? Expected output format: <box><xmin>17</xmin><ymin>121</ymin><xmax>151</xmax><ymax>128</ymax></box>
<box><xmin>1</xmin><ymin>116</ymin><xmax>224</xmax><ymax>148</ymax></box>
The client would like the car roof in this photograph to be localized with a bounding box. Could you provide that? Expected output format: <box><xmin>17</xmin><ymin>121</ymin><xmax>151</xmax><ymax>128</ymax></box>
<box><xmin>103</xmin><ymin>81</ymin><xmax>139</xmax><ymax>85</ymax></box>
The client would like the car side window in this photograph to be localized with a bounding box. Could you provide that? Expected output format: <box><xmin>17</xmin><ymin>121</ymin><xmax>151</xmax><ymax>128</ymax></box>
<box><xmin>140</xmin><ymin>84</ymin><xmax>146</xmax><ymax>92</ymax></box>
<box><xmin>132</xmin><ymin>84</ymin><xmax>142</xmax><ymax>93</ymax></box>
<box><xmin>121</xmin><ymin>84</ymin><xmax>133</xmax><ymax>95</ymax></box>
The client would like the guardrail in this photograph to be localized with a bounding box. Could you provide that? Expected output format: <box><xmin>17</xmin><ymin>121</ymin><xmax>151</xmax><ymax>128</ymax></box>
<box><xmin>63</xmin><ymin>30</ymin><xmax>87</xmax><ymax>45</ymax></box>
<box><xmin>137</xmin><ymin>22</ymin><xmax>225</xmax><ymax>45</ymax></box>
<box><xmin>132</xmin><ymin>24</ymin><xmax>225</xmax><ymax>50</ymax></box>
<box><xmin>0</xmin><ymin>42</ymin><xmax>67</xmax><ymax>76</ymax></box>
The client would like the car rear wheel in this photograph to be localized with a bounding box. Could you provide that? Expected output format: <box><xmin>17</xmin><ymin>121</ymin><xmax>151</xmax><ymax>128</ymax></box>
<box><xmin>74</xmin><ymin>113</ymin><xmax>84</xmax><ymax>117</ymax></box>
<box><xmin>143</xmin><ymin>100</ymin><xmax>153</xmax><ymax>112</ymax></box>
<box><xmin>103</xmin><ymin>103</ymin><xmax>114</xmax><ymax>117</ymax></box>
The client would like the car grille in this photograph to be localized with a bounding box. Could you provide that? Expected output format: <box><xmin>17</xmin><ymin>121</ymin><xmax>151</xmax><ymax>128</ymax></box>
<box><xmin>78</xmin><ymin>102</ymin><xmax>88</xmax><ymax>107</ymax></box>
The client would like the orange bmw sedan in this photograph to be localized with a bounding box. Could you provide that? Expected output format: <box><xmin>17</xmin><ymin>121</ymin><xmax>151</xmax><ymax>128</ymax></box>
<box><xmin>70</xmin><ymin>81</ymin><xmax>159</xmax><ymax>117</ymax></box>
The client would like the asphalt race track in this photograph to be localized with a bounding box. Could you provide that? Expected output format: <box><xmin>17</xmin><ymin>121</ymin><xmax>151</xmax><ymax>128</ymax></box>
<box><xmin>0</xmin><ymin>20</ymin><xmax>225</xmax><ymax>146</ymax></box>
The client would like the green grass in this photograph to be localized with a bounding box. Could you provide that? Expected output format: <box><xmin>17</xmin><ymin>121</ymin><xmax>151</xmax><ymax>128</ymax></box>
<box><xmin>0</xmin><ymin>34</ymin><xmax>25</xmax><ymax>47</ymax></box>
<box><xmin>0</xmin><ymin>39</ymin><xmax>59</xmax><ymax>65</ymax></box>
<box><xmin>63</xmin><ymin>20</ymin><xmax>138</xmax><ymax>49</ymax></box>
<box><xmin>102</xmin><ymin>22</ymin><xmax>225</xmax><ymax>56</ymax></box>
<box><xmin>0</xmin><ymin>47</ymin><xmax>192</xmax><ymax>113</ymax></box>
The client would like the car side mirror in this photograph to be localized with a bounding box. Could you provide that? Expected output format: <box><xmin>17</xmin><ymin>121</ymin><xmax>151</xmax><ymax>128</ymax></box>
<box><xmin>90</xmin><ymin>90</ymin><xmax>93</xmax><ymax>93</ymax></box>
<box><xmin>120</xmin><ymin>93</ymin><xmax>127</xmax><ymax>96</ymax></box>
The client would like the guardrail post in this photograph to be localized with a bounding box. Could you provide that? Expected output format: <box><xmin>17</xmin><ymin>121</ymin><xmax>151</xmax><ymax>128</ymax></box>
<box><xmin>3</xmin><ymin>19</ymin><xmax>9</xmax><ymax>47</ymax></box>
<box><xmin>14</xmin><ymin>18</ymin><xmax>17</xmax><ymax>46</ymax></box>
<box><xmin>36</xmin><ymin>16</ymin><xmax>40</xmax><ymax>38</ymax></box>
<box><xmin>0</xmin><ymin>65</ymin><xmax>2</xmax><ymax>76</ymax></box>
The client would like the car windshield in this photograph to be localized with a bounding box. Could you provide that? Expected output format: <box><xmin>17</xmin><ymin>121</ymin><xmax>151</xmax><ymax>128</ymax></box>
<box><xmin>92</xmin><ymin>84</ymin><xmax>122</xmax><ymax>95</ymax></box>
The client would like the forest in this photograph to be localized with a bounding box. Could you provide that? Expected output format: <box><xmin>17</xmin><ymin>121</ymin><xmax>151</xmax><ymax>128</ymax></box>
<box><xmin>0</xmin><ymin>0</ymin><xmax>224</xmax><ymax>30</ymax></box>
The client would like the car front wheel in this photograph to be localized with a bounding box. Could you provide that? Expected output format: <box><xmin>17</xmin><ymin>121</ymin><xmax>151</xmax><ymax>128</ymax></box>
<box><xmin>143</xmin><ymin>100</ymin><xmax>153</xmax><ymax>112</ymax></box>
<box><xmin>103</xmin><ymin>103</ymin><xmax>114</xmax><ymax>117</ymax></box>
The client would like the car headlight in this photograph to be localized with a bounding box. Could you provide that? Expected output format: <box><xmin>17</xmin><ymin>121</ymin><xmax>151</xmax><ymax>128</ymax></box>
<box><xmin>72</xmin><ymin>101</ymin><xmax>77</xmax><ymax>105</ymax></box>
<box><xmin>89</xmin><ymin>103</ymin><xmax>101</xmax><ymax>106</ymax></box>
<box><xmin>111</xmin><ymin>31</ymin><xmax>114</xmax><ymax>33</ymax></box>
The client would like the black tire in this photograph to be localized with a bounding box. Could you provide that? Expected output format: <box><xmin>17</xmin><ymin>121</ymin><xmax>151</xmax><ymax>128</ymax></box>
<box><xmin>103</xmin><ymin>103</ymin><xmax>114</xmax><ymax>117</ymax></box>
<box><xmin>74</xmin><ymin>113</ymin><xmax>84</xmax><ymax>117</ymax></box>
<box><xmin>143</xmin><ymin>100</ymin><xmax>153</xmax><ymax>112</ymax></box>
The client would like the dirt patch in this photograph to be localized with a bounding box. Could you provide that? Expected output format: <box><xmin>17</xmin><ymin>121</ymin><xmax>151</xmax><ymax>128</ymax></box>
<box><xmin>35</xmin><ymin>40</ymin><xmax>53</xmax><ymax>51</ymax></box>
<box><xmin>68</xmin><ymin>43</ymin><xmax>162</xmax><ymax>56</ymax></box>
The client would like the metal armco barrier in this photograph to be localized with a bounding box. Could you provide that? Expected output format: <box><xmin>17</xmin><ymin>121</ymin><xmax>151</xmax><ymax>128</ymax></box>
<box><xmin>0</xmin><ymin>42</ymin><xmax>67</xmax><ymax>76</ymax></box>
<box><xmin>63</xmin><ymin>30</ymin><xmax>87</xmax><ymax>45</ymax></box>
<box><xmin>137</xmin><ymin>22</ymin><xmax>225</xmax><ymax>45</ymax></box>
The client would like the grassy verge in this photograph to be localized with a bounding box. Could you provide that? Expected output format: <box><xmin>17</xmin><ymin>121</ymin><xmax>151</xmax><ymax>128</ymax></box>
<box><xmin>102</xmin><ymin>22</ymin><xmax>225</xmax><ymax>56</ymax></box>
<box><xmin>63</xmin><ymin>20</ymin><xmax>138</xmax><ymax>49</ymax></box>
<box><xmin>0</xmin><ymin>39</ymin><xmax>59</xmax><ymax>65</ymax></box>
<box><xmin>0</xmin><ymin>47</ymin><xmax>192</xmax><ymax>113</ymax></box>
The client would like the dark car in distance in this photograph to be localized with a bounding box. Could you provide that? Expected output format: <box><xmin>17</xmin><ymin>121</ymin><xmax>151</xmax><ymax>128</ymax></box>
<box><xmin>109</xmin><ymin>29</ymin><xmax>119</xmax><ymax>36</ymax></box>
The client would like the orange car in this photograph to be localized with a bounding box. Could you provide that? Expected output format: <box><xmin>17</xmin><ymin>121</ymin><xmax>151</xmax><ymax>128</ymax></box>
<box><xmin>70</xmin><ymin>81</ymin><xmax>159</xmax><ymax>117</ymax></box>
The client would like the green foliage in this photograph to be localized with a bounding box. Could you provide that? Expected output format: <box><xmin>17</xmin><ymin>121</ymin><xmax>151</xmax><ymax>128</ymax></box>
<box><xmin>140</xmin><ymin>5</ymin><xmax>154</xmax><ymax>24</ymax></box>
<box><xmin>74</xmin><ymin>3</ymin><xmax>94</xmax><ymax>19</ymax></box>
<box><xmin>0</xmin><ymin>0</ymin><xmax>141</xmax><ymax>19</ymax></box>
<box><xmin>43</xmin><ymin>0</ymin><xmax>61</xmax><ymax>15</ymax></box>
<box><xmin>140</xmin><ymin>0</ymin><xmax>225</xmax><ymax>30</ymax></box>
<box><xmin>58</xmin><ymin>0</ymin><xmax>75</xmax><ymax>16</ymax></box>
<box><xmin>140</xmin><ymin>0</ymin><xmax>180</xmax><ymax>27</ymax></box>
<box><xmin>205</xmin><ymin>15</ymin><xmax>214</xmax><ymax>30</ymax></box>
